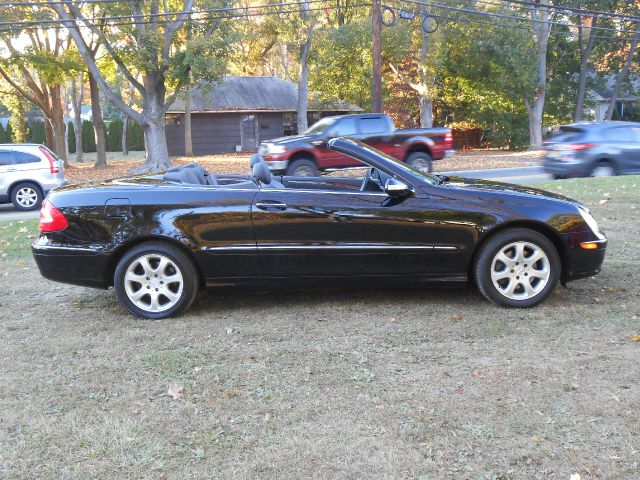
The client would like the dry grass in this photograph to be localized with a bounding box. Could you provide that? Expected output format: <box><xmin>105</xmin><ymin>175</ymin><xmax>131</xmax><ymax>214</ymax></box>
<box><xmin>1</xmin><ymin>176</ymin><xmax>639</xmax><ymax>479</ymax></box>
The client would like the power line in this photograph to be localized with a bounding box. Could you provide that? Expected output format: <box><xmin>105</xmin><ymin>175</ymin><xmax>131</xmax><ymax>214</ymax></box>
<box><xmin>0</xmin><ymin>0</ymin><xmax>133</xmax><ymax>6</ymax></box>
<box><xmin>398</xmin><ymin>0</ymin><xmax>640</xmax><ymax>35</ymax></box>
<box><xmin>0</xmin><ymin>0</ymin><xmax>336</xmax><ymax>28</ymax></box>
<box><xmin>0</xmin><ymin>2</ymin><xmax>371</xmax><ymax>34</ymax></box>
<box><xmin>497</xmin><ymin>0</ymin><xmax>640</xmax><ymax>23</ymax></box>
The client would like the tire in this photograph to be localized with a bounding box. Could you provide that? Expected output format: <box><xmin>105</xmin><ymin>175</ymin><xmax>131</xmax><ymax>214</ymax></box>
<box><xmin>406</xmin><ymin>152</ymin><xmax>433</xmax><ymax>173</ymax></box>
<box><xmin>590</xmin><ymin>161</ymin><xmax>616</xmax><ymax>177</ymax></box>
<box><xmin>286</xmin><ymin>158</ymin><xmax>319</xmax><ymax>177</ymax></box>
<box><xmin>114</xmin><ymin>241</ymin><xmax>199</xmax><ymax>319</ymax></box>
<box><xmin>551</xmin><ymin>174</ymin><xmax>567</xmax><ymax>180</ymax></box>
<box><xmin>11</xmin><ymin>182</ymin><xmax>43</xmax><ymax>211</ymax></box>
<box><xmin>473</xmin><ymin>228</ymin><xmax>560</xmax><ymax>308</ymax></box>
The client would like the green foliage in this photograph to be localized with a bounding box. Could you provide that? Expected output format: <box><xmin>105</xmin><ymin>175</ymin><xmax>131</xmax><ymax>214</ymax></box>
<box><xmin>82</xmin><ymin>120</ymin><xmax>96</xmax><ymax>153</ymax></box>
<box><xmin>28</xmin><ymin>121</ymin><xmax>45</xmax><ymax>144</ymax></box>
<box><xmin>106</xmin><ymin>118</ymin><xmax>124</xmax><ymax>152</ymax></box>
<box><xmin>67</xmin><ymin>121</ymin><xmax>76</xmax><ymax>154</ymax></box>
<box><xmin>127</xmin><ymin>121</ymin><xmax>145</xmax><ymax>151</ymax></box>
<box><xmin>5</xmin><ymin>123</ymin><xmax>14</xmax><ymax>143</ymax></box>
<box><xmin>0</xmin><ymin>123</ymin><xmax>8</xmax><ymax>144</ymax></box>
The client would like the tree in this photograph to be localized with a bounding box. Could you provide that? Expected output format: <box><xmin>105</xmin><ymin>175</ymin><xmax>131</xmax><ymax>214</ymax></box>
<box><xmin>525</xmin><ymin>0</ymin><xmax>551</xmax><ymax>149</ymax></box>
<box><xmin>574</xmin><ymin>15</ymin><xmax>599</xmax><ymax>121</ymax></box>
<box><xmin>605</xmin><ymin>22</ymin><xmax>640</xmax><ymax>121</ymax></box>
<box><xmin>70</xmin><ymin>74</ymin><xmax>84</xmax><ymax>162</ymax></box>
<box><xmin>53</xmin><ymin>0</ymin><xmax>228</xmax><ymax>173</ymax></box>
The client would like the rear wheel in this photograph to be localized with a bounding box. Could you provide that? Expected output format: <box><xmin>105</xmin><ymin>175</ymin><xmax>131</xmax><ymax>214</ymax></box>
<box><xmin>286</xmin><ymin>158</ymin><xmax>318</xmax><ymax>177</ymax></box>
<box><xmin>590</xmin><ymin>161</ymin><xmax>616</xmax><ymax>177</ymax></box>
<box><xmin>474</xmin><ymin>228</ymin><xmax>560</xmax><ymax>308</ymax></box>
<box><xmin>114</xmin><ymin>242</ymin><xmax>198</xmax><ymax>319</ymax></box>
<box><xmin>11</xmin><ymin>182</ymin><xmax>42</xmax><ymax>211</ymax></box>
<box><xmin>406</xmin><ymin>152</ymin><xmax>433</xmax><ymax>173</ymax></box>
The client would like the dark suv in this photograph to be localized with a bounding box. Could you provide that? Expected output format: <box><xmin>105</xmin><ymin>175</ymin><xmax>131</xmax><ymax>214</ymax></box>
<box><xmin>544</xmin><ymin>121</ymin><xmax>640</xmax><ymax>178</ymax></box>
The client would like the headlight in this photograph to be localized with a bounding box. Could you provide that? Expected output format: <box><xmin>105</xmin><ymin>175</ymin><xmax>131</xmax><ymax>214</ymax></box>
<box><xmin>579</xmin><ymin>207</ymin><xmax>602</xmax><ymax>236</ymax></box>
<box><xmin>265</xmin><ymin>144</ymin><xmax>287</xmax><ymax>154</ymax></box>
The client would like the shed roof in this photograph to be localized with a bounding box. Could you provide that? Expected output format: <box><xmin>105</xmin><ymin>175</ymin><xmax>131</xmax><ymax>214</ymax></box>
<box><xmin>167</xmin><ymin>75</ymin><xmax>362</xmax><ymax>113</ymax></box>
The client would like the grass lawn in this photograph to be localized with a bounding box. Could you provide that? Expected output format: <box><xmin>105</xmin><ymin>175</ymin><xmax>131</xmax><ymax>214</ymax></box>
<box><xmin>0</xmin><ymin>176</ymin><xmax>639</xmax><ymax>479</ymax></box>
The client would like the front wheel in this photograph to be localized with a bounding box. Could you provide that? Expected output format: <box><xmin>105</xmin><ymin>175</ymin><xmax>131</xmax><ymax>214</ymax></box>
<box><xmin>473</xmin><ymin>228</ymin><xmax>560</xmax><ymax>308</ymax></box>
<box><xmin>114</xmin><ymin>242</ymin><xmax>199</xmax><ymax>319</ymax></box>
<box><xmin>406</xmin><ymin>152</ymin><xmax>433</xmax><ymax>173</ymax></box>
<box><xmin>286</xmin><ymin>158</ymin><xmax>319</xmax><ymax>177</ymax></box>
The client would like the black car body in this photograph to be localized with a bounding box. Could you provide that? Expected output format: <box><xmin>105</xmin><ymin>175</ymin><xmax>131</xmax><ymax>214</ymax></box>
<box><xmin>32</xmin><ymin>138</ymin><xmax>607</xmax><ymax>318</ymax></box>
<box><xmin>544</xmin><ymin>121</ymin><xmax>640</xmax><ymax>178</ymax></box>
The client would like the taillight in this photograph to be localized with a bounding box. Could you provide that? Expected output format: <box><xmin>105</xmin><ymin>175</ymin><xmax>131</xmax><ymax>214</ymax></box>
<box><xmin>39</xmin><ymin>198</ymin><xmax>68</xmax><ymax>232</ymax></box>
<box><xmin>444</xmin><ymin>131</ymin><xmax>453</xmax><ymax>147</ymax></box>
<box><xmin>39</xmin><ymin>146</ymin><xmax>59</xmax><ymax>173</ymax></box>
<box><xmin>568</xmin><ymin>143</ymin><xmax>593</xmax><ymax>151</ymax></box>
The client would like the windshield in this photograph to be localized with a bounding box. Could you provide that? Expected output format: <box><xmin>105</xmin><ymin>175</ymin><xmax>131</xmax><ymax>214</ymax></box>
<box><xmin>303</xmin><ymin>117</ymin><xmax>336</xmax><ymax>135</ymax></box>
<box><xmin>337</xmin><ymin>139</ymin><xmax>441</xmax><ymax>186</ymax></box>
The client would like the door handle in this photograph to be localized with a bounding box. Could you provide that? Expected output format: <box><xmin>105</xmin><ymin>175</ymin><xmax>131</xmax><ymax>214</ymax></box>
<box><xmin>255</xmin><ymin>201</ymin><xmax>287</xmax><ymax>211</ymax></box>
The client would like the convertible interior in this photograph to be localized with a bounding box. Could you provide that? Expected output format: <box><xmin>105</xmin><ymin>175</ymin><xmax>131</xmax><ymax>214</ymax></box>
<box><xmin>162</xmin><ymin>154</ymin><xmax>387</xmax><ymax>193</ymax></box>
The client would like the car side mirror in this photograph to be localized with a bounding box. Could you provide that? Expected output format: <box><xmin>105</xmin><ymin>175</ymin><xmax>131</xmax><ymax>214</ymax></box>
<box><xmin>384</xmin><ymin>178</ymin><xmax>413</xmax><ymax>197</ymax></box>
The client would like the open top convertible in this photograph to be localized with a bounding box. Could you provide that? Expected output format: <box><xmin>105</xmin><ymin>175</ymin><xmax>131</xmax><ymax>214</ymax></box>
<box><xmin>32</xmin><ymin>138</ymin><xmax>607</xmax><ymax>318</ymax></box>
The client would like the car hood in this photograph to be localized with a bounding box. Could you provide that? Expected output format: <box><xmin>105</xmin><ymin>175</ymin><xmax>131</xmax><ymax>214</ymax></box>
<box><xmin>266</xmin><ymin>134</ymin><xmax>315</xmax><ymax>145</ymax></box>
<box><xmin>441</xmin><ymin>175</ymin><xmax>582</xmax><ymax>206</ymax></box>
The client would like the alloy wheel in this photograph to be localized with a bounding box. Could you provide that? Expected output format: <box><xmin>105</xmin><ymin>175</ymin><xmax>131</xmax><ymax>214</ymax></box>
<box><xmin>409</xmin><ymin>158</ymin><xmax>431</xmax><ymax>173</ymax></box>
<box><xmin>490</xmin><ymin>241</ymin><xmax>550</xmax><ymax>300</ymax></box>
<box><xmin>16</xmin><ymin>187</ymin><xmax>38</xmax><ymax>208</ymax></box>
<box><xmin>293</xmin><ymin>165</ymin><xmax>316</xmax><ymax>176</ymax></box>
<box><xmin>591</xmin><ymin>165</ymin><xmax>615</xmax><ymax>177</ymax></box>
<box><xmin>124</xmin><ymin>254</ymin><xmax>184</xmax><ymax>313</ymax></box>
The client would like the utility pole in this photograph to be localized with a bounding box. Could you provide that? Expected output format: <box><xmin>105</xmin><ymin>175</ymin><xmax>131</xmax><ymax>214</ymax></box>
<box><xmin>372</xmin><ymin>0</ymin><xmax>383</xmax><ymax>113</ymax></box>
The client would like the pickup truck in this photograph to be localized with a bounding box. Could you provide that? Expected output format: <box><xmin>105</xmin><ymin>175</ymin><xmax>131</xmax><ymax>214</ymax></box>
<box><xmin>259</xmin><ymin>113</ymin><xmax>454</xmax><ymax>176</ymax></box>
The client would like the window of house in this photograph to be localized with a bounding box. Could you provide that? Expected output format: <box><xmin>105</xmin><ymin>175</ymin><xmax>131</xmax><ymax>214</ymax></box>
<box><xmin>166</xmin><ymin>114</ymin><xmax>182</xmax><ymax>126</ymax></box>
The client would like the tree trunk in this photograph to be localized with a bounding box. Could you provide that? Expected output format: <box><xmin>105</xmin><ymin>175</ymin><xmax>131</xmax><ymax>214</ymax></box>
<box><xmin>605</xmin><ymin>22</ymin><xmax>640</xmax><ymax>121</ymax></box>
<box><xmin>527</xmin><ymin>0</ymin><xmax>551</xmax><ymax>149</ymax></box>
<box><xmin>122</xmin><ymin>115</ymin><xmax>129</xmax><ymax>156</ymax></box>
<box><xmin>89</xmin><ymin>71</ymin><xmax>107</xmax><ymax>169</ymax></box>
<box><xmin>420</xmin><ymin>98</ymin><xmax>433</xmax><ymax>128</ymax></box>
<box><xmin>297</xmin><ymin>38</ymin><xmax>311</xmax><ymax>133</ymax></box>
<box><xmin>71</xmin><ymin>76</ymin><xmax>84</xmax><ymax>163</ymax></box>
<box><xmin>134</xmin><ymin>119</ymin><xmax>171</xmax><ymax>173</ymax></box>
<box><xmin>574</xmin><ymin>16</ymin><xmax>598</xmax><ymax>122</ymax></box>
<box><xmin>50</xmin><ymin>86</ymin><xmax>68</xmax><ymax>165</ymax></box>
<box><xmin>371</xmin><ymin>0</ymin><xmax>383</xmax><ymax>112</ymax></box>
<box><xmin>184</xmin><ymin>77</ymin><xmax>193</xmax><ymax>157</ymax></box>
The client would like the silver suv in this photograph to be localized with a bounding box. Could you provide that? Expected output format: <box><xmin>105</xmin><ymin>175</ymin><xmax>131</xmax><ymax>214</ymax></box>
<box><xmin>0</xmin><ymin>144</ymin><xmax>66</xmax><ymax>211</ymax></box>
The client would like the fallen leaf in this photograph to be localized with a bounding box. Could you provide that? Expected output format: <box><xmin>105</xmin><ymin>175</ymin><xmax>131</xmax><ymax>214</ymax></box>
<box><xmin>570</xmin><ymin>474</ymin><xmax>581</xmax><ymax>480</ymax></box>
<box><xmin>629</xmin><ymin>335</ymin><xmax>640</xmax><ymax>342</ymax></box>
<box><xmin>451</xmin><ymin>314</ymin><xmax>464</xmax><ymax>321</ymax></box>
<box><xmin>531</xmin><ymin>435</ymin><xmax>540</xmax><ymax>444</ymax></box>
<box><xmin>167</xmin><ymin>383</ymin><xmax>184</xmax><ymax>400</ymax></box>
<box><xmin>454</xmin><ymin>387</ymin><xmax>463</xmax><ymax>394</ymax></box>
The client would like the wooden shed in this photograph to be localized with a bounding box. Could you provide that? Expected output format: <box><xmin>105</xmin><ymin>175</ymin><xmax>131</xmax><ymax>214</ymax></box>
<box><xmin>165</xmin><ymin>76</ymin><xmax>362</xmax><ymax>156</ymax></box>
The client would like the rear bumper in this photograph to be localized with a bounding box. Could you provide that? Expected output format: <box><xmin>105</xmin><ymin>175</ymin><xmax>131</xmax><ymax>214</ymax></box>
<box><xmin>543</xmin><ymin>156</ymin><xmax>591</xmax><ymax>177</ymax></box>
<box><xmin>31</xmin><ymin>237</ymin><xmax>111</xmax><ymax>289</ymax></box>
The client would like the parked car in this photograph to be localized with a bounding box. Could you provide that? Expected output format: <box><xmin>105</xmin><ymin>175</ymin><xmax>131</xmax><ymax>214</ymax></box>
<box><xmin>32</xmin><ymin>138</ymin><xmax>606</xmax><ymax>319</ymax></box>
<box><xmin>259</xmin><ymin>113</ymin><xmax>453</xmax><ymax>176</ymax></box>
<box><xmin>544</xmin><ymin>121</ymin><xmax>640</xmax><ymax>178</ymax></box>
<box><xmin>0</xmin><ymin>144</ymin><xmax>66</xmax><ymax>210</ymax></box>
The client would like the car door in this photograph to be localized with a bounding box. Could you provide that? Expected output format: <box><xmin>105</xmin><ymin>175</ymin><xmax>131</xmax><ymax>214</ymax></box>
<box><xmin>321</xmin><ymin>117</ymin><xmax>362</xmax><ymax>168</ymax></box>
<box><xmin>357</xmin><ymin>116</ymin><xmax>401</xmax><ymax>158</ymax></box>
<box><xmin>603</xmin><ymin>125</ymin><xmax>640</xmax><ymax>173</ymax></box>
<box><xmin>0</xmin><ymin>151</ymin><xmax>16</xmax><ymax>198</ymax></box>
<box><xmin>250</xmin><ymin>182</ymin><xmax>439</xmax><ymax>278</ymax></box>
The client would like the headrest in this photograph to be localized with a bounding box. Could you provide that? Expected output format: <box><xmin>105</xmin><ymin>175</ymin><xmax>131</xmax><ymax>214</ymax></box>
<box><xmin>249</xmin><ymin>153</ymin><xmax>263</xmax><ymax>168</ymax></box>
<box><xmin>252</xmin><ymin>161</ymin><xmax>272</xmax><ymax>185</ymax></box>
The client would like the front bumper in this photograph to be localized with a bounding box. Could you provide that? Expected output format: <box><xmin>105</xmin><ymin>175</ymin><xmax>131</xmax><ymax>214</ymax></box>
<box><xmin>562</xmin><ymin>232</ymin><xmax>607</xmax><ymax>282</ymax></box>
<box><xmin>263</xmin><ymin>159</ymin><xmax>290</xmax><ymax>171</ymax></box>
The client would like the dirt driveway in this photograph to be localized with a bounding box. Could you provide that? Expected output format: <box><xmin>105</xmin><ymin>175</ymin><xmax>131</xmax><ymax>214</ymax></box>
<box><xmin>1</xmin><ymin>177</ymin><xmax>639</xmax><ymax>479</ymax></box>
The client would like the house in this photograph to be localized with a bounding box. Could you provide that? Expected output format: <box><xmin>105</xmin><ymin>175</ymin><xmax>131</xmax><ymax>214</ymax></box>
<box><xmin>165</xmin><ymin>75</ymin><xmax>362</xmax><ymax>156</ymax></box>
<box><xmin>588</xmin><ymin>75</ymin><xmax>640</xmax><ymax>121</ymax></box>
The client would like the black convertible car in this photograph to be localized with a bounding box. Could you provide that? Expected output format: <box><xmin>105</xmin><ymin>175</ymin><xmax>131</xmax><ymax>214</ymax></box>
<box><xmin>32</xmin><ymin>138</ymin><xmax>607</xmax><ymax>319</ymax></box>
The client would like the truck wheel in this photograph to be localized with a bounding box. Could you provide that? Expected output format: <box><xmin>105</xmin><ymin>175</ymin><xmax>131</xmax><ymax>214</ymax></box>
<box><xmin>406</xmin><ymin>152</ymin><xmax>433</xmax><ymax>173</ymax></box>
<box><xmin>286</xmin><ymin>158</ymin><xmax>318</xmax><ymax>177</ymax></box>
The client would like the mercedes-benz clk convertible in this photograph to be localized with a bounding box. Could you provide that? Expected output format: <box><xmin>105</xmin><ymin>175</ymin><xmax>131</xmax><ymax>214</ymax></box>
<box><xmin>32</xmin><ymin>138</ymin><xmax>607</xmax><ymax>319</ymax></box>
